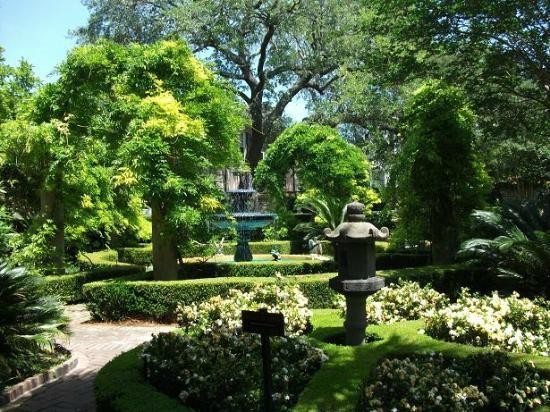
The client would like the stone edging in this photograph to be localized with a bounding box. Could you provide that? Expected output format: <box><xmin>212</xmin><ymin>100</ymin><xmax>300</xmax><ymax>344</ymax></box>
<box><xmin>0</xmin><ymin>356</ymin><xmax>79</xmax><ymax>406</ymax></box>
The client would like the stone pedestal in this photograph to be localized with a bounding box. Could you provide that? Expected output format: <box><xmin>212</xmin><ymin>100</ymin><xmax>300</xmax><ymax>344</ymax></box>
<box><xmin>324</xmin><ymin>201</ymin><xmax>389</xmax><ymax>346</ymax></box>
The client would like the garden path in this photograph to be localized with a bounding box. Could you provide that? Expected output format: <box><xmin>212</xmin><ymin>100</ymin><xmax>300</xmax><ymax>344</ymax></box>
<box><xmin>6</xmin><ymin>305</ymin><xmax>173</xmax><ymax>412</ymax></box>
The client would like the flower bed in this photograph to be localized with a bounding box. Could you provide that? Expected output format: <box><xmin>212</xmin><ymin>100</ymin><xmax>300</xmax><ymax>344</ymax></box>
<box><xmin>425</xmin><ymin>290</ymin><xmax>550</xmax><ymax>356</ymax></box>
<box><xmin>143</xmin><ymin>280</ymin><xmax>327</xmax><ymax>411</ymax></box>
<box><xmin>359</xmin><ymin>352</ymin><xmax>549</xmax><ymax>411</ymax></box>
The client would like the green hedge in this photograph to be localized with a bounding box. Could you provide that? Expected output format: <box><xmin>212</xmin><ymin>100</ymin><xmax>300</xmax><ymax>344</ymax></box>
<box><xmin>95</xmin><ymin>346</ymin><xmax>191</xmax><ymax>412</ymax></box>
<box><xmin>83</xmin><ymin>274</ymin><xmax>337</xmax><ymax>322</ymax></box>
<box><xmin>82</xmin><ymin>264</ymin><xmax>492</xmax><ymax>322</ymax></box>
<box><xmin>179</xmin><ymin>259</ymin><xmax>336</xmax><ymax>278</ymax></box>
<box><xmin>117</xmin><ymin>245</ymin><xmax>153</xmax><ymax>266</ymax></box>
<box><xmin>44</xmin><ymin>251</ymin><xmax>145</xmax><ymax>303</ymax></box>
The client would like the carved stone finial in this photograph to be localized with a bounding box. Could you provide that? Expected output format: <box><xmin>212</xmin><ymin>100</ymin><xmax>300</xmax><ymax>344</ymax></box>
<box><xmin>346</xmin><ymin>201</ymin><xmax>365</xmax><ymax>222</ymax></box>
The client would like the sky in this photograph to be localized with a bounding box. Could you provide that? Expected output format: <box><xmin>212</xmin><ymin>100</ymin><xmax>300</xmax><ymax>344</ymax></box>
<box><xmin>0</xmin><ymin>0</ymin><xmax>307</xmax><ymax>121</ymax></box>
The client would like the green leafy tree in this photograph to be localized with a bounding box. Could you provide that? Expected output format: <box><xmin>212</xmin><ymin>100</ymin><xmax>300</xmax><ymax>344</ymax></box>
<box><xmin>0</xmin><ymin>47</ymin><xmax>40</xmax><ymax>122</ymax></box>
<box><xmin>75</xmin><ymin>0</ymin><xmax>359</xmax><ymax>169</ymax></box>
<box><xmin>36</xmin><ymin>40</ymin><xmax>246</xmax><ymax>280</ymax></box>
<box><xmin>359</xmin><ymin>0</ymin><xmax>549</xmax><ymax>193</ymax></box>
<box><xmin>255</xmin><ymin>123</ymin><xmax>378</xmax><ymax>231</ymax></box>
<box><xmin>394</xmin><ymin>81</ymin><xmax>489</xmax><ymax>264</ymax></box>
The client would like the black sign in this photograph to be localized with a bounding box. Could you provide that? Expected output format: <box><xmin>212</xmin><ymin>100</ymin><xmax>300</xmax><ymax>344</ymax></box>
<box><xmin>242</xmin><ymin>308</ymin><xmax>285</xmax><ymax>412</ymax></box>
<box><xmin>242</xmin><ymin>309</ymin><xmax>285</xmax><ymax>337</ymax></box>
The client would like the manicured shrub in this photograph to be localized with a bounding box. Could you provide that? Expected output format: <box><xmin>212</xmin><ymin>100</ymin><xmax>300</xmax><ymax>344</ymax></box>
<box><xmin>82</xmin><ymin>264</ymin><xmax>497</xmax><ymax>322</ymax></box>
<box><xmin>143</xmin><ymin>279</ymin><xmax>327</xmax><ymax>411</ymax></box>
<box><xmin>116</xmin><ymin>241</ymin><xmax>393</xmax><ymax>262</ymax></box>
<box><xmin>179</xmin><ymin>259</ymin><xmax>336</xmax><ymax>278</ymax></box>
<box><xmin>45</xmin><ymin>251</ymin><xmax>145</xmax><ymax>303</ymax></box>
<box><xmin>177</xmin><ymin>277</ymin><xmax>311</xmax><ymax>336</ymax></box>
<box><xmin>117</xmin><ymin>245</ymin><xmax>152</xmax><ymax>266</ymax></box>
<box><xmin>425</xmin><ymin>290</ymin><xmax>550</xmax><ymax>356</ymax></box>
<box><xmin>84</xmin><ymin>274</ymin><xmax>337</xmax><ymax>322</ymax></box>
<box><xmin>358</xmin><ymin>352</ymin><xmax>549</xmax><ymax>411</ymax></box>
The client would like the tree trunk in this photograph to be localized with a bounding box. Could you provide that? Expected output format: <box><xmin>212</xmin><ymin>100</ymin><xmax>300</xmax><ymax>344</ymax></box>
<box><xmin>245</xmin><ymin>100</ymin><xmax>266</xmax><ymax>172</ymax></box>
<box><xmin>431</xmin><ymin>226</ymin><xmax>459</xmax><ymax>265</ymax></box>
<box><xmin>40</xmin><ymin>170</ymin><xmax>64</xmax><ymax>274</ymax></box>
<box><xmin>151</xmin><ymin>199</ymin><xmax>179</xmax><ymax>280</ymax></box>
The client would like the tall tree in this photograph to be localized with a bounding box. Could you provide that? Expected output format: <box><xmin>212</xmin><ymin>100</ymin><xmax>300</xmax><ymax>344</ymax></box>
<box><xmin>394</xmin><ymin>81</ymin><xmax>489</xmax><ymax>264</ymax></box>
<box><xmin>75</xmin><ymin>0</ymin><xmax>359</xmax><ymax>170</ymax></box>
<box><xmin>37</xmin><ymin>41</ymin><xmax>246</xmax><ymax>280</ymax></box>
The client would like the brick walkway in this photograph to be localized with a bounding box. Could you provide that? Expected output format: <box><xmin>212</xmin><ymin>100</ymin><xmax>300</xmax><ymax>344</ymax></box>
<box><xmin>4</xmin><ymin>305</ymin><xmax>173</xmax><ymax>412</ymax></box>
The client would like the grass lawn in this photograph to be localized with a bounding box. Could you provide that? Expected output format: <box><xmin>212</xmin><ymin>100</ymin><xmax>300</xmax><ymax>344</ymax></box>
<box><xmin>295</xmin><ymin>309</ymin><xmax>550</xmax><ymax>411</ymax></box>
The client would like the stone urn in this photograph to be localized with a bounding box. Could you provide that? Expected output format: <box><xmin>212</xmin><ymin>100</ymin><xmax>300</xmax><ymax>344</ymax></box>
<box><xmin>324</xmin><ymin>201</ymin><xmax>389</xmax><ymax>345</ymax></box>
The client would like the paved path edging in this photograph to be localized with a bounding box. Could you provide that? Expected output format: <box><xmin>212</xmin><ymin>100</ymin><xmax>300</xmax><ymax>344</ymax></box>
<box><xmin>3</xmin><ymin>305</ymin><xmax>173</xmax><ymax>412</ymax></box>
<box><xmin>1</xmin><ymin>356</ymin><xmax>79</xmax><ymax>406</ymax></box>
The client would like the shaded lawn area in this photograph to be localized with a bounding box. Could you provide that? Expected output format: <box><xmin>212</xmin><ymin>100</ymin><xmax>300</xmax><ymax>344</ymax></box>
<box><xmin>295</xmin><ymin>309</ymin><xmax>550</xmax><ymax>412</ymax></box>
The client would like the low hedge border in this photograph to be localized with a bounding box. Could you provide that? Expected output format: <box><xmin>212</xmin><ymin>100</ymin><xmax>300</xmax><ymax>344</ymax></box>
<box><xmin>95</xmin><ymin>346</ymin><xmax>191</xmax><ymax>412</ymax></box>
<box><xmin>44</xmin><ymin>251</ymin><xmax>145</xmax><ymax>303</ymax></box>
<box><xmin>83</xmin><ymin>274</ymin><xmax>337</xmax><ymax>322</ymax></box>
<box><xmin>83</xmin><ymin>264</ymin><xmax>493</xmax><ymax>322</ymax></box>
<box><xmin>116</xmin><ymin>241</ymin><xmax>395</xmax><ymax>265</ymax></box>
<box><xmin>179</xmin><ymin>259</ymin><xmax>336</xmax><ymax>278</ymax></box>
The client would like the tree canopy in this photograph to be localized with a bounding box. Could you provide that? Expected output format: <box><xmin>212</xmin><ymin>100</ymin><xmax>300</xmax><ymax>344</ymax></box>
<box><xmin>75</xmin><ymin>0</ymin><xmax>359</xmax><ymax>169</ymax></box>
<box><xmin>255</xmin><ymin>123</ymin><xmax>376</xmax><ymax>207</ymax></box>
<box><xmin>393</xmin><ymin>81</ymin><xmax>490</xmax><ymax>264</ymax></box>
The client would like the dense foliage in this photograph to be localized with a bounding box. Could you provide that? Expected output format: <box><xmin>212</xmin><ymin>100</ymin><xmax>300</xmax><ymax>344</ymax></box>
<box><xmin>143</xmin><ymin>280</ymin><xmax>326</xmax><ymax>411</ymax></box>
<box><xmin>393</xmin><ymin>82</ymin><xmax>489</xmax><ymax>263</ymax></box>
<box><xmin>359</xmin><ymin>352</ymin><xmax>549</xmax><ymax>411</ymax></box>
<box><xmin>425</xmin><ymin>290</ymin><xmax>550</xmax><ymax>356</ymax></box>
<box><xmin>0</xmin><ymin>261</ymin><xmax>69</xmax><ymax>389</ymax></box>
<box><xmin>76</xmin><ymin>0</ymin><xmax>359</xmax><ymax>169</ymax></box>
<box><xmin>256</xmin><ymin>123</ymin><xmax>377</xmax><ymax>220</ymax></box>
<box><xmin>458</xmin><ymin>201</ymin><xmax>550</xmax><ymax>296</ymax></box>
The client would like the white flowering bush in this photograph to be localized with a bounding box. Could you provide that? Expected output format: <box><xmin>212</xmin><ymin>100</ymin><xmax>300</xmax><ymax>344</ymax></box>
<box><xmin>338</xmin><ymin>281</ymin><xmax>449</xmax><ymax>324</ymax></box>
<box><xmin>425</xmin><ymin>290</ymin><xmax>550</xmax><ymax>356</ymax></box>
<box><xmin>176</xmin><ymin>275</ymin><xmax>311</xmax><ymax>336</ymax></box>
<box><xmin>143</xmin><ymin>276</ymin><xmax>327</xmax><ymax>411</ymax></box>
<box><xmin>359</xmin><ymin>352</ymin><xmax>549</xmax><ymax>411</ymax></box>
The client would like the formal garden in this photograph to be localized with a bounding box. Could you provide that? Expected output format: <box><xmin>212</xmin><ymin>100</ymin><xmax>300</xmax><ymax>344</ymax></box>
<box><xmin>0</xmin><ymin>1</ymin><xmax>549</xmax><ymax>411</ymax></box>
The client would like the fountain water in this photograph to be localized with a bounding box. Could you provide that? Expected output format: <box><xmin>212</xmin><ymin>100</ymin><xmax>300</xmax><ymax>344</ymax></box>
<box><xmin>214</xmin><ymin>188</ymin><xmax>276</xmax><ymax>262</ymax></box>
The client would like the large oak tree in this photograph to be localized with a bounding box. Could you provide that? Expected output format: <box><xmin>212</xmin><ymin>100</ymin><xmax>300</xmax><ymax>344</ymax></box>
<box><xmin>75</xmin><ymin>0</ymin><xmax>359</xmax><ymax>170</ymax></box>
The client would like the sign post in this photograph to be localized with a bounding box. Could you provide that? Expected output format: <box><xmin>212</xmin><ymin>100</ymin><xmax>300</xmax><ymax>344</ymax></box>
<box><xmin>242</xmin><ymin>308</ymin><xmax>285</xmax><ymax>412</ymax></box>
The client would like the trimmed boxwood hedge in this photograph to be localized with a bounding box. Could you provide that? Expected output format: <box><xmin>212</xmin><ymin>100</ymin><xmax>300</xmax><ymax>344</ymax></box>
<box><xmin>44</xmin><ymin>251</ymin><xmax>145</xmax><ymax>303</ymax></box>
<box><xmin>95</xmin><ymin>346</ymin><xmax>191</xmax><ymax>412</ymax></box>
<box><xmin>116</xmin><ymin>242</ymin><xmax>425</xmax><ymax>272</ymax></box>
<box><xmin>117</xmin><ymin>245</ymin><xmax>153</xmax><ymax>266</ymax></box>
<box><xmin>179</xmin><ymin>259</ymin><xmax>336</xmax><ymax>278</ymax></box>
<box><xmin>83</xmin><ymin>264</ymin><xmax>492</xmax><ymax>322</ymax></box>
<box><xmin>83</xmin><ymin>274</ymin><xmax>337</xmax><ymax>322</ymax></box>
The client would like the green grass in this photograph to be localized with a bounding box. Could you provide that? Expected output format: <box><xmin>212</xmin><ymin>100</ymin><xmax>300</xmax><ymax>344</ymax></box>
<box><xmin>295</xmin><ymin>309</ymin><xmax>550</xmax><ymax>411</ymax></box>
<box><xmin>95</xmin><ymin>346</ymin><xmax>191</xmax><ymax>412</ymax></box>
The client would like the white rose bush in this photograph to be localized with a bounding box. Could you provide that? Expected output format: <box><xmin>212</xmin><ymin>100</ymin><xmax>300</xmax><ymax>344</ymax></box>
<box><xmin>425</xmin><ymin>290</ymin><xmax>549</xmax><ymax>356</ymax></box>
<box><xmin>142</xmin><ymin>276</ymin><xmax>327</xmax><ymax>411</ymax></box>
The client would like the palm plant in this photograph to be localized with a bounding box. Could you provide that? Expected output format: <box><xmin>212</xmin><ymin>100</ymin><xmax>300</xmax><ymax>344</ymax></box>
<box><xmin>294</xmin><ymin>195</ymin><xmax>348</xmax><ymax>241</ymax></box>
<box><xmin>457</xmin><ymin>200</ymin><xmax>550</xmax><ymax>295</ymax></box>
<box><xmin>0</xmin><ymin>261</ymin><xmax>69</xmax><ymax>389</ymax></box>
